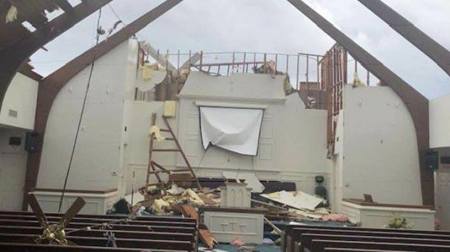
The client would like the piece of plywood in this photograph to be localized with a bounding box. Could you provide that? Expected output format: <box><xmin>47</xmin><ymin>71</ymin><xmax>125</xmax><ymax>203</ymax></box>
<box><xmin>260</xmin><ymin>190</ymin><xmax>322</xmax><ymax>211</ymax></box>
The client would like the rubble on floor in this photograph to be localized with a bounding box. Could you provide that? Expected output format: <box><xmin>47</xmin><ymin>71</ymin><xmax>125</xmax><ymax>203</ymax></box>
<box><xmin>120</xmin><ymin>176</ymin><xmax>351</xmax><ymax>249</ymax></box>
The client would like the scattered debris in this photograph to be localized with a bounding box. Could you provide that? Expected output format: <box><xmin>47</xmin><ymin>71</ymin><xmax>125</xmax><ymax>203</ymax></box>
<box><xmin>261</xmin><ymin>190</ymin><xmax>323</xmax><ymax>211</ymax></box>
<box><xmin>180</xmin><ymin>205</ymin><xmax>217</xmax><ymax>249</ymax></box>
<box><xmin>222</xmin><ymin>171</ymin><xmax>265</xmax><ymax>193</ymax></box>
<box><xmin>321</xmin><ymin>213</ymin><xmax>350</xmax><ymax>222</ymax></box>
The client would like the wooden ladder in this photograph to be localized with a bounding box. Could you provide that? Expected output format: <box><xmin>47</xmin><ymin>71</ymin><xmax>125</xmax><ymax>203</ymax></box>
<box><xmin>144</xmin><ymin>113</ymin><xmax>202</xmax><ymax>190</ymax></box>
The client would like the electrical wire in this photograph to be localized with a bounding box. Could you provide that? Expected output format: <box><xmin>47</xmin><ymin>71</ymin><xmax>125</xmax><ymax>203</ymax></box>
<box><xmin>57</xmin><ymin>8</ymin><xmax>103</xmax><ymax>213</ymax></box>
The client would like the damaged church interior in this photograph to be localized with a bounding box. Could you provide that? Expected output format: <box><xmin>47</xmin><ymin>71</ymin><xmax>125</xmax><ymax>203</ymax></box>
<box><xmin>1</xmin><ymin>0</ymin><xmax>450</xmax><ymax>251</ymax></box>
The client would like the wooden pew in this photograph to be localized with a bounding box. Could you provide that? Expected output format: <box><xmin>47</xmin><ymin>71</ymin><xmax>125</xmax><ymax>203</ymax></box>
<box><xmin>0</xmin><ymin>214</ymin><xmax>197</xmax><ymax>227</ymax></box>
<box><xmin>0</xmin><ymin>242</ymin><xmax>185</xmax><ymax>252</ymax></box>
<box><xmin>311</xmin><ymin>240</ymin><xmax>450</xmax><ymax>252</ymax></box>
<box><xmin>0</xmin><ymin>218</ymin><xmax>196</xmax><ymax>233</ymax></box>
<box><xmin>284</xmin><ymin>226</ymin><xmax>450</xmax><ymax>252</ymax></box>
<box><xmin>0</xmin><ymin>211</ymin><xmax>199</xmax><ymax>251</ymax></box>
<box><xmin>0</xmin><ymin>211</ymin><xmax>194</xmax><ymax>223</ymax></box>
<box><xmin>0</xmin><ymin>233</ymin><xmax>194</xmax><ymax>251</ymax></box>
<box><xmin>301</xmin><ymin>233</ymin><xmax>450</xmax><ymax>252</ymax></box>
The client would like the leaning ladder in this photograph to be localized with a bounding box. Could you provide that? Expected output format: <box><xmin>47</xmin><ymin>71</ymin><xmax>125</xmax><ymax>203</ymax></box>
<box><xmin>144</xmin><ymin>113</ymin><xmax>202</xmax><ymax>190</ymax></box>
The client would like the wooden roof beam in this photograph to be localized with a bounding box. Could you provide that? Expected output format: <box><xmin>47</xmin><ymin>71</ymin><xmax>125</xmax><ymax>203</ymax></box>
<box><xmin>287</xmin><ymin>0</ymin><xmax>433</xmax><ymax>206</ymax></box>
<box><xmin>358</xmin><ymin>0</ymin><xmax>450</xmax><ymax>77</ymax></box>
<box><xmin>55</xmin><ymin>0</ymin><xmax>74</xmax><ymax>13</ymax></box>
<box><xmin>0</xmin><ymin>0</ymin><xmax>112</xmax><ymax>110</ymax></box>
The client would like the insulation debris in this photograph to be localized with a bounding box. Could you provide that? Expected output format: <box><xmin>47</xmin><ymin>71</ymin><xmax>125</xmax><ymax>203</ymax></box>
<box><xmin>5</xmin><ymin>5</ymin><xmax>18</xmax><ymax>23</ymax></box>
<box><xmin>149</xmin><ymin>125</ymin><xmax>165</xmax><ymax>141</ymax></box>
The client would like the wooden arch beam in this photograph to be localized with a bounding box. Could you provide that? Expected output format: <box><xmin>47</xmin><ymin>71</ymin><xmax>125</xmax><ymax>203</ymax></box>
<box><xmin>0</xmin><ymin>0</ymin><xmax>112</xmax><ymax>110</ymax></box>
<box><xmin>23</xmin><ymin>0</ymin><xmax>183</xmax><ymax>210</ymax></box>
<box><xmin>287</xmin><ymin>0</ymin><xmax>433</xmax><ymax>205</ymax></box>
<box><xmin>358</xmin><ymin>0</ymin><xmax>450</xmax><ymax>77</ymax></box>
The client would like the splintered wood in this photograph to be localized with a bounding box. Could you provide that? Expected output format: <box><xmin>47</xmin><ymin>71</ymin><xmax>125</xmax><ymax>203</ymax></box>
<box><xmin>180</xmin><ymin>204</ymin><xmax>217</xmax><ymax>249</ymax></box>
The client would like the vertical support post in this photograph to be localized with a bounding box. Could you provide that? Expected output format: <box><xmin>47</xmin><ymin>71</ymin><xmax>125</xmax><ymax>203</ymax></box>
<box><xmin>296</xmin><ymin>53</ymin><xmax>300</xmax><ymax>90</ymax></box>
<box><xmin>316</xmin><ymin>55</ymin><xmax>320</xmax><ymax>89</ymax></box>
<box><xmin>306</xmin><ymin>55</ymin><xmax>309</xmax><ymax>84</ymax></box>
<box><xmin>177</xmin><ymin>49</ymin><xmax>180</xmax><ymax>74</ymax></box>
<box><xmin>275</xmin><ymin>54</ymin><xmax>278</xmax><ymax>72</ymax></box>
<box><xmin>243</xmin><ymin>52</ymin><xmax>248</xmax><ymax>73</ymax></box>
<box><xmin>199</xmin><ymin>51</ymin><xmax>203</xmax><ymax>71</ymax></box>
<box><xmin>285</xmin><ymin>54</ymin><xmax>289</xmax><ymax>74</ymax></box>
<box><xmin>145</xmin><ymin>113</ymin><xmax>157</xmax><ymax>185</ymax></box>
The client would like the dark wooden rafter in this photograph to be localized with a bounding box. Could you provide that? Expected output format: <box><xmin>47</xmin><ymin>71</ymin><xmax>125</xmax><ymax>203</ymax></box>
<box><xmin>358</xmin><ymin>0</ymin><xmax>450</xmax><ymax>77</ymax></box>
<box><xmin>23</xmin><ymin>0</ymin><xmax>184</xmax><ymax>210</ymax></box>
<box><xmin>54</xmin><ymin>0</ymin><xmax>74</xmax><ymax>13</ymax></box>
<box><xmin>287</xmin><ymin>0</ymin><xmax>433</xmax><ymax>205</ymax></box>
<box><xmin>0</xmin><ymin>0</ymin><xmax>112</xmax><ymax>110</ymax></box>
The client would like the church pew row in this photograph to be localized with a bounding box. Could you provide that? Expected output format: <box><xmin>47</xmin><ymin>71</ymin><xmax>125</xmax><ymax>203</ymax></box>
<box><xmin>0</xmin><ymin>233</ymin><xmax>193</xmax><ymax>251</ymax></box>
<box><xmin>283</xmin><ymin>225</ymin><xmax>450</xmax><ymax>252</ymax></box>
<box><xmin>0</xmin><ymin>242</ymin><xmax>185</xmax><ymax>252</ymax></box>
<box><xmin>302</xmin><ymin>234</ymin><xmax>450</xmax><ymax>252</ymax></box>
<box><xmin>0</xmin><ymin>211</ymin><xmax>198</xmax><ymax>251</ymax></box>
<box><xmin>289</xmin><ymin>228</ymin><xmax>450</xmax><ymax>252</ymax></box>
<box><xmin>0</xmin><ymin>213</ymin><xmax>196</xmax><ymax>227</ymax></box>
<box><xmin>0</xmin><ymin>210</ymin><xmax>194</xmax><ymax>222</ymax></box>
<box><xmin>0</xmin><ymin>218</ymin><xmax>196</xmax><ymax>233</ymax></box>
<box><xmin>311</xmin><ymin>240</ymin><xmax>450</xmax><ymax>252</ymax></box>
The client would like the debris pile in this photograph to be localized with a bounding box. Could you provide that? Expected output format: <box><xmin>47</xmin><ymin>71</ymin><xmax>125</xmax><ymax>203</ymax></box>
<box><xmin>128</xmin><ymin>184</ymin><xmax>220</xmax><ymax>216</ymax></box>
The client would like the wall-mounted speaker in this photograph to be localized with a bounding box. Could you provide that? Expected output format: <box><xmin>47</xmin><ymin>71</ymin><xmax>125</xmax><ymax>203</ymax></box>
<box><xmin>425</xmin><ymin>150</ymin><xmax>439</xmax><ymax>171</ymax></box>
<box><xmin>25</xmin><ymin>132</ymin><xmax>41</xmax><ymax>153</ymax></box>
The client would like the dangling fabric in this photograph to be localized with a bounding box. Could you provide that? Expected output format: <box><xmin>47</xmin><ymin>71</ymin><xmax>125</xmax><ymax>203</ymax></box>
<box><xmin>199</xmin><ymin>107</ymin><xmax>264</xmax><ymax>156</ymax></box>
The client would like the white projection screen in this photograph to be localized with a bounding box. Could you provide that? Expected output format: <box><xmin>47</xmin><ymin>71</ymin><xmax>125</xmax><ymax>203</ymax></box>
<box><xmin>199</xmin><ymin>106</ymin><xmax>264</xmax><ymax>156</ymax></box>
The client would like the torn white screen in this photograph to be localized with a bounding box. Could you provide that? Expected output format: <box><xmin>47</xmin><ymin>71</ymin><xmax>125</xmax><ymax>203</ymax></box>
<box><xmin>200</xmin><ymin>106</ymin><xmax>263</xmax><ymax>156</ymax></box>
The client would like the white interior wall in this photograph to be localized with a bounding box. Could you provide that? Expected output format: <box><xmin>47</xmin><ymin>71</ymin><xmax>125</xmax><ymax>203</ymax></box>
<box><xmin>124</xmin><ymin>101</ymin><xmax>178</xmax><ymax>194</ymax></box>
<box><xmin>0</xmin><ymin>73</ymin><xmax>38</xmax><ymax>130</ymax></box>
<box><xmin>430</xmin><ymin>94</ymin><xmax>450</xmax><ymax>148</ymax></box>
<box><xmin>338</xmin><ymin>85</ymin><xmax>422</xmax><ymax>205</ymax></box>
<box><xmin>37</xmin><ymin>40</ymin><xmax>135</xmax><ymax>192</ymax></box>
<box><xmin>176</xmin><ymin>72</ymin><xmax>329</xmax><ymax>194</ymax></box>
<box><xmin>0</xmin><ymin>128</ymin><xmax>28</xmax><ymax>210</ymax></box>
